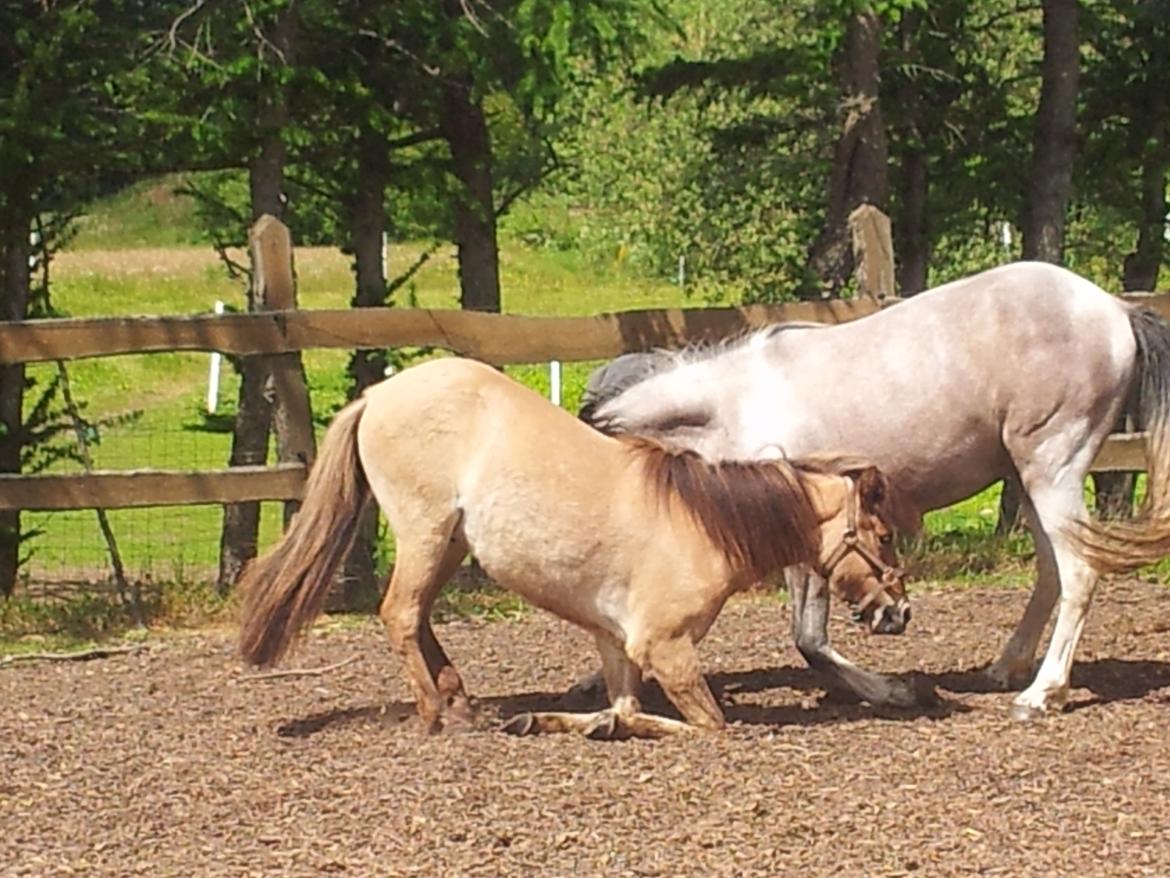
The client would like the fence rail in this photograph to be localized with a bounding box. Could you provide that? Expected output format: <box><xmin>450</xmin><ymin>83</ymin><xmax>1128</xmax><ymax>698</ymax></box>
<box><xmin>0</xmin><ymin>292</ymin><xmax>1166</xmax><ymax>514</ymax></box>
<box><xmin>0</xmin><ymin>300</ymin><xmax>890</xmax><ymax>367</ymax></box>
<box><xmin>0</xmin><ymin>464</ymin><xmax>304</xmax><ymax>511</ymax></box>
<box><xmin>3</xmin><ymin>293</ymin><xmax>1168</xmax><ymax>367</ymax></box>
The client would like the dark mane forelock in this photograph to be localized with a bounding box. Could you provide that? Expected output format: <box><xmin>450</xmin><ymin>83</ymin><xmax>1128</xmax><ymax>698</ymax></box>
<box><xmin>624</xmin><ymin>437</ymin><xmax>820</xmax><ymax>581</ymax></box>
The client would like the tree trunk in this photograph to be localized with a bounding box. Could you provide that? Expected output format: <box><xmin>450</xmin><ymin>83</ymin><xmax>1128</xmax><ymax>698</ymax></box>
<box><xmin>1000</xmin><ymin>0</ymin><xmax>1080</xmax><ymax>534</ymax></box>
<box><xmin>217</xmin><ymin>5</ymin><xmax>297</xmax><ymax>592</ymax></box>
<box><xmin>892</xmin><ymin>11</ymin><xmax>929</xmax><ymax>296</ymax></box>
<box><xmin>0</xmin><ymin>220</ymin><xmax>30</xmax><ymax>595</ymax></box>
<box><xmin>1020</xmin><ymin>0</ymin><xmax>1080</xmax><ymax>263</ymax></box>
<box><xmin>806</xmin><ymin>9</ymin><xmax>890</xmax><ymax>298</ymax></box>
<box><xmin>1121</xmin><ymin>130</ymin><xmax>1167</xmax><ymax>293</ymax></box>
<box><xmin>340</xmin><ymin>132</ymin><xmax>390</xmax><ymax>611</ymax></box>
<box><xmin>440</xmin><ymin>74</ymin><xmax>501</xmax><ymax>312</ymax></box>
<box><xmin>217</xmin><ymin>351</ymin><xmax>273</xmax><ymax>592</ymax></box>
<box><xmin>895</xmin><ymin>149</ymin><xmax>929</xmax><ymax>295</ymax></box>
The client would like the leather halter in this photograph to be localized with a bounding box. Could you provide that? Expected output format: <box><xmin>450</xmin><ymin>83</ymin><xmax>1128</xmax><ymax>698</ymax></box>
<box><xmin>817</xmin><ymin>478</ymin><xmax>905</xmax><ymax>615</ymax></box>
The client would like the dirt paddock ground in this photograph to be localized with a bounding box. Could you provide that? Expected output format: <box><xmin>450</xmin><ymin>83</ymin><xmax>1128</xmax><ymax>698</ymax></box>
<box><xmin>3</xmin><ymin>579</ymin><xmax>1169</xmax><ymax>878</ymax></box>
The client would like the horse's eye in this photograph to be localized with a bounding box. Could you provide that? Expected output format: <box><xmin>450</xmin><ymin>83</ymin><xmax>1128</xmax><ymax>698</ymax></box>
<box><xmin>879</xmin><ymin>534</ymin><xmax>894</xmax><ymax>547</ymax></box>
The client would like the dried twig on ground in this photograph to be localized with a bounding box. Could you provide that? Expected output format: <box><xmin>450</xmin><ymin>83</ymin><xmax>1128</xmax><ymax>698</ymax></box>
<box><xmin>238</xmin><ymin>656</ymin><xmax>359</xmax><ymax>682</ymax></box>
<box><xmin>0</xmin><ymin>644</ymin><xmax>148</xmax><ymax>668</ymax></box>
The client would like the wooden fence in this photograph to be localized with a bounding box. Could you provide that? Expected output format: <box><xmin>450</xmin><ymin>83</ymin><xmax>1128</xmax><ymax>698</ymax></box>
<box><xmin>0</xmin><ymin>278</ymin><xmax>1164</xmax><ymax>514</ymax></box>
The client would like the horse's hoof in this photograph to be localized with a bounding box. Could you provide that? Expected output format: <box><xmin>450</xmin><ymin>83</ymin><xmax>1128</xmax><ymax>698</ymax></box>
<box><xmin>583</xmin><ymin>712</ymin><xmax>618</xmax><ymax>741</ymax></box>
<box><xmin>444</xmin><ymin>694</ymin><xmax>478</xmax><ymax>727</ymax></box>
<box><xmin>872</xmin><ymin>677</ymin><xmax>934</xmax><ymax>709</ymax></box>
<box><xmin>1009</xmin><ymin>701</ymin><xmax>1047</xmax><ymax>723</ymax></box>
<box><xmin>501</xmin><ymin>713</ymin><xmax>536</xmax><ymax>736</ymax></box>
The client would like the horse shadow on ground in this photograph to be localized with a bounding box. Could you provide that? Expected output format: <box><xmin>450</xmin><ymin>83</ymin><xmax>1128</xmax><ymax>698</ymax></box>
<box><xmin>275</xmin><ymin>664</ymin><xmax>964</xmax><ymax>739</ymax></box>
<box><xmin>913</xmin><ymin>657</ymin><xmax>1170</xmax><ymax>711</ymax></box>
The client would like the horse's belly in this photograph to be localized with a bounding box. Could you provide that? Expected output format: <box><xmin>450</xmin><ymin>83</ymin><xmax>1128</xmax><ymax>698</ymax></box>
<box><xmin>757</xmin><ymin>407</ymin><xmax>1011</xmax><ymax>514</ymax></box>
<box><xmin>462</xmin><ymin>514</ymin><xmax>624</xmax><ymax>635</ymax></box>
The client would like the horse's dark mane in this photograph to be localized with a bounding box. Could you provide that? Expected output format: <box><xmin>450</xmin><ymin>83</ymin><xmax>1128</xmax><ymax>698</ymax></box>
<box><xmin>623</xmin><ymin>437</ymin><xmax>821</xmax><ymax>582</ymax></box>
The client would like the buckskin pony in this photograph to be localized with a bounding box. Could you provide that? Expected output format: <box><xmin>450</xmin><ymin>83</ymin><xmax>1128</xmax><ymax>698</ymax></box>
<box><xmin>238</xmin><ymin>357</ymin><xmax>904</xmax><ymax>738</ymax></box>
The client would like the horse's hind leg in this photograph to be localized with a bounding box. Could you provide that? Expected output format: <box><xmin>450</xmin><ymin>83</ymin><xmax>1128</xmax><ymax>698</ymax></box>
<box><xmin>405</xmin><ymin>531</ymin><xmax>470</xmax><ymax>679</ymax></box>
<box><xmin>380</xmin><ymin>517</ymin><xmax>471</xmax><ymax>734</ymax></box>
<box><xmin>419</xmin><ymin>540</ymin><xmax>476</xmax><ymax>724</ymax></box>
<box><xmin>1009</xmin><ymin>482</ymin><xmax>1100</xmax><ymax>720</ymax></box>
<box><xmin>986</xmin><ymin>493</ymin><xmax>1060</xmax><ymax>689</ymax></box>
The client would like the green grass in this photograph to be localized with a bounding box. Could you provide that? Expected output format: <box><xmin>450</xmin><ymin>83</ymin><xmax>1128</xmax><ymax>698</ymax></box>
<box><xmin>69</xmin><ymin>176</ymin><xmax>211</xmax><ymax>250</ymax></box>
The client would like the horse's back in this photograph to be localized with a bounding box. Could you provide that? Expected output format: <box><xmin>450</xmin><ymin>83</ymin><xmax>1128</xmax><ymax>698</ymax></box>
<box><xmin>753</xmin><ymin>262</ymin><xmax>1136</xmax><ymax>509</ymax></box>
<box><xmin>357</xmin><ymin>356</ymin><xmax>608</xmax><ymax>473</ymax></box>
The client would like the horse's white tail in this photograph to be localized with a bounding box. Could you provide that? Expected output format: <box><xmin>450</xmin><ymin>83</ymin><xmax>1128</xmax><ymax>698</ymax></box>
<box><xmin>238</xmin><ymin>397</ymin><xmax>370</xmax><ymax>667</ymax></box>
<box><xmin>1073</xmin><ymin>307</ymin><xmax>1170</xmax><ymax>573</ymax></box>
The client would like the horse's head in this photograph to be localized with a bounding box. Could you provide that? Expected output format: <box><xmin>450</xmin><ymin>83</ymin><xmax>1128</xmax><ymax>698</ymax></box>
<box><xmin>809</xmin><ymin>463</ymin><xmax>910</xmax><ymax>635</ymax></box>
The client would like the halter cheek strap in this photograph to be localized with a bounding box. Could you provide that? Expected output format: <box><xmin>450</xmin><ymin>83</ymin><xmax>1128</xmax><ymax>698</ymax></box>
<box><xmin>817</xmin><ymin>479</ymin><xmax>904</xmax><ymax>612</ymax></box>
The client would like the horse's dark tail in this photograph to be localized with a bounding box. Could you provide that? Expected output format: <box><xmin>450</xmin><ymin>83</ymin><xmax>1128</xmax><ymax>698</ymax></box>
<box><xmin>238</xmin><ymin>397</ymin><xmax>370</xmax><ymax>667</ymax></box>
<box><xmin>1073</xmin><ymin>307</ymin><xmax>1170</xmax><ymax>573</ymax></box>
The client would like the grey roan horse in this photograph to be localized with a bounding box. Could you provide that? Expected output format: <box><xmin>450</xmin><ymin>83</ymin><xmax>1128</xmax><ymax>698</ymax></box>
<box><xmin>582</xmin><ymin>261</ymin><xmax>1170</xmax><ymax>720</ymax></box>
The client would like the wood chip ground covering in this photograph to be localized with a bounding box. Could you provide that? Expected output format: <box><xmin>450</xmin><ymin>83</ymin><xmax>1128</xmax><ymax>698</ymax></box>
<box><xmin>3</xmin><ymin>580</ymin><xmax>1169</xmax><ymax>878</ymax></box>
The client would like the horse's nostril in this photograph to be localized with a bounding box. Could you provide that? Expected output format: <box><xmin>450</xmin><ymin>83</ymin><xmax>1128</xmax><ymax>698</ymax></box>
<box><xmin>902</xmin><ymin>606</ymin><xmax>912</xmax><ymax>625</ymax></box>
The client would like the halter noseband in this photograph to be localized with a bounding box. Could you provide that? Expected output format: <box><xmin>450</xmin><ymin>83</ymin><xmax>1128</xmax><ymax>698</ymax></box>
<box><xmin>816</xmin><ymin>478</ymin><xmax>904</xmax><ymax>618</ymax></box>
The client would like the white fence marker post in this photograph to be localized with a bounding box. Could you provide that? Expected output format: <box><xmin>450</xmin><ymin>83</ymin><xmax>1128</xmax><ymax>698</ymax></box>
<box><xmin>677</xmin><ymin>254</ymin><xmax>686</xmax><ymax>287</ymax></box>
<box><xmin>550</xmin><ymin>360</ymin><xmax>562</xmax><ymax>407</ymax></box>
<box><xmin>207</xmin><ymin>300</ymin><xmax>225</xmax><ymax>413</ymax></box>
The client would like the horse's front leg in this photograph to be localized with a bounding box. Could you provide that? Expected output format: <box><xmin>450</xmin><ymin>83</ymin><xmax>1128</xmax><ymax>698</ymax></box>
<box><xmin>504</xmin><ymin>636</ymin><xmax>705</xmax><ymax>739</ymax></box>
<box><xmin>787</xmin><ymin>566</ymin><xmax>928</xmax><ymax>708</ymax></box>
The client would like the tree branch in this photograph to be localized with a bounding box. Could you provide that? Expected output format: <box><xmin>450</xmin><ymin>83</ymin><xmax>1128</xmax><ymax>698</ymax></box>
<box><xmin>389</xmin><ymin>127</ymin><xmax>444</xmax><ymax>150</ymax></box>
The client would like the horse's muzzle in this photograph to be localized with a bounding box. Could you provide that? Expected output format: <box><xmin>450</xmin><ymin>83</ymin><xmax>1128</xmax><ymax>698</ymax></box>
<box><xmin>871</xmin><ymin>598</ymin><xmax>911</xmax><ymax>635</ymax></box>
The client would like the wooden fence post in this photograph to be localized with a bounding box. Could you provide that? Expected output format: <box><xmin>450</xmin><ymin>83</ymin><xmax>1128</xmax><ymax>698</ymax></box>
<box><xmin>217</xmin><ymin>215</ymin><xmax>315</xmax><ymax>592</ymax></box>
<box><xmin>250</xmin><ymin>215</ymin><xmax>316</xmax><ymax>526</ymax></box>
<box><xmin>849</xmin><ymin>204</ymin><xmax>896</xmax><ymax>301</ymax></box>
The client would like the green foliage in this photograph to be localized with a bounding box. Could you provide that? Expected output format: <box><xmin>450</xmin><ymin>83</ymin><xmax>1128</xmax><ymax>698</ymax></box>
<box><xmin>0</xmin><ymin>1</ymin><xmax>173</xmax><ymax>223</ymax></box>
<box><xmin>522</xmin><ymin>0</ymin><xmax>842</xmax><ymax>302</ymax></box>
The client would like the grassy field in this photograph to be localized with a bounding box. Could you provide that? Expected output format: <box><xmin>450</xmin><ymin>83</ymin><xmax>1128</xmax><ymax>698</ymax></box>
<box><xmin>2</xmin><ymin>177</ymin><xmax>1054</xmax><ymax>643</ymax></box>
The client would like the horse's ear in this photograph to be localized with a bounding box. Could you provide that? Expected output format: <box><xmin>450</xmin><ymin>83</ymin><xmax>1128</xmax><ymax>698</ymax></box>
<box><xmin>848</xmin><ymin>464</ymin><xmax>923</xmax><ymax>535</ymax></box>
<box><xmin>850</xmin><ymin>465</ymin><xmax>888</xmax><ymax>510</ymax></box>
